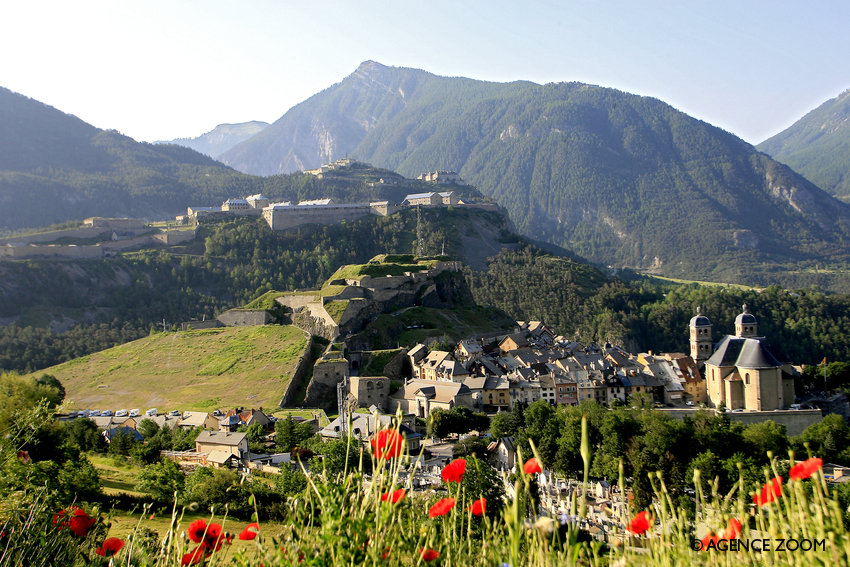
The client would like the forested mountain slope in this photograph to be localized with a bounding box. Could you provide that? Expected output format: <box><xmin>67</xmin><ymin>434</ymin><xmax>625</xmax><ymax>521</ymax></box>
<box><xmin>758</xmin><ymin>89</ymin><xmax>850</xmax><ymax>201</ymax></box>
<box><xmin>222</xmin><ymin>62</ymin><xmax>850</xmax><ymax>281</ymax></box>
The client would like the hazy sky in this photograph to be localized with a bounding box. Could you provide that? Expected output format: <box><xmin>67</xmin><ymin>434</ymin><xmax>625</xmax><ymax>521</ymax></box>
<box><xmin>3</xmin><ymin>0</ymin><xmax>848</xmax><ymax>145</ymax></box>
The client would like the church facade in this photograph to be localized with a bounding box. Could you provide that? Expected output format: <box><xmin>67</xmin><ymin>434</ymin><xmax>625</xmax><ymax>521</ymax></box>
<box><xmin>690</xmin><ymin>305</ymin><xmax>796</xmax><ymax>411</ymax></box>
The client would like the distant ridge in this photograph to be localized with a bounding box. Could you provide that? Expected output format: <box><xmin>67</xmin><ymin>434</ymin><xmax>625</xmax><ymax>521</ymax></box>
<box><xmin>156</xmin><ymin>120</ymin><xmax>270</xmax><ymax>158</ymax></box>
<box><xmin>218</xmin><ymin>62</ymin><xmax>850</xmax><ymax>281</ymax></box>
<box><xmin>757</xmin><ymin>89</ymin><xmax>850</xmax><ymax>201</ymax></box>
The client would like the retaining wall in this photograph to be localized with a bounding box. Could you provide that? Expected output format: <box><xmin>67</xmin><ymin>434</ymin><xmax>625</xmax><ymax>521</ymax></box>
<box><xmin>279</xmin><ymin>334</ymin><xmax>314</xmax><ymax>408</ymax></box>
<box><xmin>216</xmin><ymin>309</ymin><xmax>273</xmax><ymax>327</ymax></box>
<box><xmin>659</xmin><ymin>408</ymin><xmax>821</xmax><ymax>436</ymax></box>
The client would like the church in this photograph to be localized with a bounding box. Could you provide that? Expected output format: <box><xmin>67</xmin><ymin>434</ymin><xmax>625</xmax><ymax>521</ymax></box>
<box><xmin>690</xmin><ymin>305</ymin><xmax>796</xmax><ymax>411</ymax></box>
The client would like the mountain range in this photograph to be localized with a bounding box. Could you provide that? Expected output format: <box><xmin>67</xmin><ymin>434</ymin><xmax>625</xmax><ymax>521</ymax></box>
<box><xmin>219</xmin><ymin>61</ymin><xmax>850</xmax><ymax>281</ymax></box>
<box><xmin>757</xmin><ymin>88</ymin><xmax>850</xmax><ymax>202</ymax></box>
<box><xmin>155</xmin><ymin>121</ymin><xmax>269</xmax><ymax>158</ymax></box>
<box><xmin>4</xmin><ymin>64</ymin><xmax>850</xmax><ymax>284</ymax></box>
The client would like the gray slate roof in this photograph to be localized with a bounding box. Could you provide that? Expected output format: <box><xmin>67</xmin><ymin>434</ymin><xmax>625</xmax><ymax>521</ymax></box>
<box><xmin>706</xmin><ymin>336</ymin><xmax>782</xmax><ymax>369</ymax></box>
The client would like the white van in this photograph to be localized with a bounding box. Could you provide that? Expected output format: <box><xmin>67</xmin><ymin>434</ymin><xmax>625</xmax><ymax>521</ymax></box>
<box><xmin>129</xmin><ymin>409</ymin><xmax>140</xmax><ymax>417</ymax></box>
<box><xmin>145</xmin><ymin>408</ymin><xmax>158</xmax><ymax>417</ymax></box>
<box><xmin>89</xmin><ymin>410</ymin><xmax>101</xmax><ymax>417</ymax></box>
<box><xmin>115</xmin><ymin>409</ymin><xmax>128</xmax><ymax>417</ymax></box>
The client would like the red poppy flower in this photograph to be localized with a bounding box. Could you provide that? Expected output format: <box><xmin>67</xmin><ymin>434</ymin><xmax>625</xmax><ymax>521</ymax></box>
<box><xmin>381</xmin><ymin>488</ymin><xmax>406</xmax><ymax>504</ymax></box>
<box><xmin>381</xmin><ymin>547</ymin><xmax>391</xmax><ymax>560</ymax></box>
<box><xmin>181</xmin><ymin>546</ymin><xmax>206</xmax><ymax>566</ymax></box>
<box><xmin>627</xmin><ymin>511</ymin><xmax>651</xmax><ymax>535</ymax></box>
<box><xmin>16</xmin><ymin>450</ymin><xmax>30</xmax><ymax>464</ymax></box>
<box><xmin>371</xmin><ymin>430</ymin><xmax>403</xmax><ymax>459</ymax></box>
<box><xmin>420</xmin><ymin>548</ymin><xmax>440</xmax><ymax>562</ymax></box>
<box><xmin>441</xmin><ymin>459</ymin><xmax>466</xmax><ymax>483</ymax></box>
<box><xmin>239</xmin><ymin>522</ymin><xmax>260</xmax><ymax>540</ymax></box>
<box><xmin>701</xmin><ymin>532</ymin><xmax>720</xmax><ymax>551</ymax></box>
<box><xmin>188</xmin><ymin>519</ymin><xmax>207</xmax><ymax>543</ymax></box>
<box><xmin>68</xmin><ymin>508</ymin><xmax>96</xmax><ymax>537</ymax></box>
<box><xmin>753</xmin><ymin>476</ymin><xmax>783</xmax><ymax>506</ymax></box>
<box><xmin>428</xmin><ymin>497</ymin><xmax>456</xmax><ymax>518</ymax></box>
<box><xmin>723</xmin><ymin>517</ymin><xmax>741</xmax><ymax>540</ymax></box>
<box><xmin>523</xmin><ymin>457</ymin><xmax>543</xmax><ymax>475</ymax></box>
<box><xmin>202</xmin><ymin>523</ymin><xmax>226</xmax><ymax>551</ymax></box>
<box><xmin>790</xmin><ymin>457</ymin><xmax>823</xmax><ymax>481</ymax></box>
<box><xmin>468</xmin><ymin>497</ymin><xmax>486</xmax><ymax>516</ymax></box>
<box><xmin>95</xmin><ymin>537</ymin><xmax>125</xmax><ymax>557</ymax></box>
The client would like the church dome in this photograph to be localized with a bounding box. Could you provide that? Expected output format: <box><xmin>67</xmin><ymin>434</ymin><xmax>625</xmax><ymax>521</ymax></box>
<box><xmin>689</xmin><ymin>307</ymin><xmax>711</xmax><ymax>327</ymax></box>
<box><xmin>735</xmin><ymin>304</ymin><xmax>757</xmax><ymax>325</ymax></box>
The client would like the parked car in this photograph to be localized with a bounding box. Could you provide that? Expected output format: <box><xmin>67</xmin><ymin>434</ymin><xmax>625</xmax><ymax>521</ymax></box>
<box><xmin>115</xmin><ymin>409</ymin><xmax>128</xmax><ymax>417</ymax></box>
<box><xmin>146</xmin><ymin>408</ymin><xmax>158</xmax><ymax>417</ymax></box>
<box><xmin>89</xmin><ymin>410</ymin><xmax>101</xmax><ymax>417</ymax></box>
<box><xmin>169</xmin><ymin>410</ymin><xmax>180</xmax><ymax>416</ymax></box>
<box><xmin>102</xmin><ymin>410</ymin><xmax>114</xmax><ymax>417</ymax></box>
<box><xmin>129</xmin><ymin>409</ymin><xmax>140</xmax><ymax>417</ymax></box>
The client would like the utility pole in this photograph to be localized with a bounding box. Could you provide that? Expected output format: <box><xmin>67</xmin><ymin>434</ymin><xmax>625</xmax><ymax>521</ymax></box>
<box><xmin>416</xmin><ymin>205</ymin><xmax>424</xmax><ymax>258</ymax></box>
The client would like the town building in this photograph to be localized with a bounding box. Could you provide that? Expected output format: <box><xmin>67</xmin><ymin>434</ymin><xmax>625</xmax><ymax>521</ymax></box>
<box><xmin>700</xmin><ymin>306</ymin><xmax>797</xmax><ymax>411</ymax></box>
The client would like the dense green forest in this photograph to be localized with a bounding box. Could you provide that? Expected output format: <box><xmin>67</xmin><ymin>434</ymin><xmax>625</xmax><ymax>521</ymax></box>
<box><xmin>468</xmin><ymin>245</ymin><xmax>850</xmax><ymax>364</ymax></box>
<box><xmin>2</xmin><ymin>209</ymin><xmax>850</xmax><ymax>374</ymax></box>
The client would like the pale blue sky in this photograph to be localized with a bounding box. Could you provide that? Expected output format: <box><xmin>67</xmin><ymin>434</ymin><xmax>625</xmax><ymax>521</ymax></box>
<box><xmin>3</xmin><ymin>0</ymin><xmax>848</xmax><ymax>145</ymax></box>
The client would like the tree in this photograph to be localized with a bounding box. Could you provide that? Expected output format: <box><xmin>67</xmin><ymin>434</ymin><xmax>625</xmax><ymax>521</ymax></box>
<box><xmin>138</xmin><ymin>418</ymin><xmax>161</xmax><ymax>440</ymax></box>
<box><xmin>276</xmin><ymin>417</ymin><xmax>313</xmax><ymax>452</ymax></box>
<box><xmin>63</xmin><ymin>418</ymin><xmax>105</xmax><ymax>452</ymax></box>
<box><xmin>742</xmin><ymin>420</ymin><xmax>788</xmax><ymax>460</ymax></box>
<box><xmin>275</xmin><ymin>466</ymin><xmax>308</xmax><ymax>498</ymax></box>
<box><xmin>108</xmin><ymin>428</ymin><xmax>135</xmax><ymax>457</ymax></box>
<box><xmin>172</xmin><ymin>426</ymin><xmax>203</xmax><ymax>451</ymax></box>
<box><xmin>460</xmin><ymin>456</ymin><xmax>505</xmax><ymax>519</ymax></box>
<box><xmin>136</xmin><ymin>459</ymin><xmax>185</xmax><ymax>502</ymax></box>
<box><xmin>453</xmin><ymin>436</ymin><xmax>489</xmax><ymax>460</ymax></box>
<box><xmin>35</xmin><ymin>374</ymin><xmax>65</xmax><ymax>404</ymax></box>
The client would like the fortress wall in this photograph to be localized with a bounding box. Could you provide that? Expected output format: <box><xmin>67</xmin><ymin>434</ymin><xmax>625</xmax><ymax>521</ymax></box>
<box><xmin>0</xmin><ymin>244</ymin><xmax>104</xmax><ymax>259</ymax></box>
<box><xmin>276</xmin><ymin>295</ymin><xmax>319</xmax><ymax>310</ymax></box>
<box><xmin>216</xmin><ymin>309</ymin><xmax>273</xmax><ymax>327</ymax></box>
<box><xmin>279</xmin><ymin>335</ymin><xmax>315</xmax><ymax>408</ymax></box>
<box><xmin>268</xmin><ymin>205</ymin><xmax>372</xmax><ymax>231</ymax></box>
<box><xmin>358</xmin><ymin>275</ymin><xmax>412</xmax><ymax>290</ymax></box>
<box><xmin>151</xmin><ymin>230</ymin><xmax>196</xmax><ymax>245</ymax></box>
<box><xmin>370</xmin><ymin>204</ymin><xmax>404</xmax><ymax>216</ymax></box>
<box><xmin>0</xmin><ymin>227</ymin><xmax>110</xmax><ymax>246</ymax></box>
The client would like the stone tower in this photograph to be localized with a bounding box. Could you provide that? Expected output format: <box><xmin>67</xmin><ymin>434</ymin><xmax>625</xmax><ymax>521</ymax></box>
<box><xmin>689</xmin><ymin>307</ymin><xmax>713</xmax><ymax>363</ymax></box>
<box><xmin>735</xmin><ymin>304</ymin><xmax>758</xmax><ymax>338</ymax></box>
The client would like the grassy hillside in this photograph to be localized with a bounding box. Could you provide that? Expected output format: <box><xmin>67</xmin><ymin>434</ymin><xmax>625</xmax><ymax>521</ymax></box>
<box><xmin>36</xmin><ymin>325</ymin><xmax>308</xmax><ymax>412</ymax></box>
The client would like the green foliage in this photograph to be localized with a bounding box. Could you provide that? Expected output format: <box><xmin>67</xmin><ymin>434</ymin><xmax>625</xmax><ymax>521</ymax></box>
<box><xmin>427</xmin><ymin>406</ymin><xmax>489</xmax><ymax>439</ymax></box>
<box><xmin>134</xmin><ymin>458</ymin><xmax>185</xmax><ymax>501</ymax></box>
<box><xmin>275</xmin><ymin>417</ymin><xmax>314</xmax><ymax>453</ymax></box>
<box><xmin>63</xmin><ymin>417</ymin><xmax>106</xmax><ymax>453</ymax></box>
<box><xmin>275</xmin><ymin>465</ymin><xmax>309</xmax><ymax>498</ymax></box>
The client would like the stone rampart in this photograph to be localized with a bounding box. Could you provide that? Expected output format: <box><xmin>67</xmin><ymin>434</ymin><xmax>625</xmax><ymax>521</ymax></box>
<box><xmin>266</xmin><ymin>204</ymin><xmax>372</xmax><ymax>231</ymax></box>
<box><xmin>276</xmin><ymin>295</ymin><xmax>320</xmax><ymax>310</ymax></box>
<box><xmin>658</xmin><ymin>408</ymin><xmax>821</xmax><ymax>436</ymax></box>
<box><xmin>279</xmin><ymin>334</ymin><xmax>314</xmax><ymax>408</ymax></box>
<box><xmin>303</xmin><ymin>357</ymin><xmax>349</xmax><ymax>410</ymax></box>
<box><xmin>0</xmin><ymin>244</ymin><xmax>104</xmax><ymax>260</ymax></box>
<box><xmin>0</xmin><ymin>227</ymin><xmax>110</xmax><ymax>246</ymax></box>
<box><xmin>216</xmin><ymin>309</ymin><xmax>273</xmax><ymax>327</ymax></box>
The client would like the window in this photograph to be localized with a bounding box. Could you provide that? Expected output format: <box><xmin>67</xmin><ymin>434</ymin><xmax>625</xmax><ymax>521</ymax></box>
<box><xmin>745</xmin><ymin>373</ymin><xmax>750</xmax><ymax>385</ymax></box>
